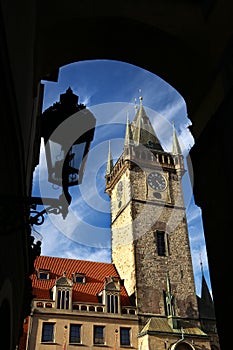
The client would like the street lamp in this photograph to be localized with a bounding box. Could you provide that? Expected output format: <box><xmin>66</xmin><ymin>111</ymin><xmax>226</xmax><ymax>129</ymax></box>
<box><xmin>30</xmin><ymin>87</ymin><xmax>96</xmax><ymax>224</ymax></box>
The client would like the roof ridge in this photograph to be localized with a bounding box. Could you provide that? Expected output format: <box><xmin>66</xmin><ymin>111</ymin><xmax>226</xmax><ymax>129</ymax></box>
<box><xmin>37</xmin><ymin>255</ymin><xmax>113</xmax><ymax>266</ymax></box>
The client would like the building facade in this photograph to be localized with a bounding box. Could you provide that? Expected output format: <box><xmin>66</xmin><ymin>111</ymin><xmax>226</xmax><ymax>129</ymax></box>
<box><xmin>20</xmin><ymin>256</ymin><xmax>138</xmax><ymax>349</ymax></box>
<box><xmin>20</xmin><ymin>97</ymin><xmax>220</xmax><ymax>350</ymax></box>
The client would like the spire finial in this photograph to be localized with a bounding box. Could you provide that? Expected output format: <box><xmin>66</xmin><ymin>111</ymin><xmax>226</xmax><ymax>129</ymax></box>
<box><xmin>139</xmin><ymin>89</ymin><xmax>143</xmax><ymax>105</ymax></box>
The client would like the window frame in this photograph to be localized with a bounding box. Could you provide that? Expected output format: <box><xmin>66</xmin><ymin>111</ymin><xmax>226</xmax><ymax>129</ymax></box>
<box><xmin>41</xmin><ymin>322</ymin><xmax>55</xmax><ymax>343</ymax></box>
<box><xmin>106</xmin><ymin>293</ymin><xmax>119</xmax><ymax>313</ymax></box>
<box><xmin>93</xmin><ymin>325</ymin><xmax>105</xmax><ymax>345</ymax></box>
<box><xmin>73</xmin><ymin>273</ymin><xmax>86</xmax><ymax>284</ymax></box>
<box><xmin>38</xmin><ymin>269</ymin><xmax>50</xmax><ymax>280</ymax></box>
<box><xmin>120</xmin><ymin>327</ymin><xmax>131</xmax><ymax>347</ymax></box>
<box><xmin>56</xmin><ymin>289</ymin><xmax>70</xmax><ymax>310</ymax></box>
<box><xmin>69</xmin><ymin>324</ymin><xmax>81</xmax><ymax>344</ymax></box>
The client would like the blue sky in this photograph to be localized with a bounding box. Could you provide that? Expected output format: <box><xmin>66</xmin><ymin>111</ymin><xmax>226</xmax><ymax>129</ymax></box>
<box><xmin>32</xmin><ymin>59</ymin><xmax>211</xmax><ymax>297</ymax></box>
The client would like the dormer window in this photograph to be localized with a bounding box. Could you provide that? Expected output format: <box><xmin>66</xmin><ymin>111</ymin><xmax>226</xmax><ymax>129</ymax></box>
<box><xmin>37</xmin><ymin>269</ymin><xmax>50</xmax><ymax>280</ymax></box>
<box><xmin>73</xmin><ymin>273</ymin><xmax>86</xmax><ymax>284</ymax></box>
<box><xmin>102</xmin><ymin>276</ymin><xmax>121</xmax><ymax>314</ymax></box>
<box><xmin>53</xmin><ymin>273</ymin><xmax>73</xmax><ymax>310</ymax></box>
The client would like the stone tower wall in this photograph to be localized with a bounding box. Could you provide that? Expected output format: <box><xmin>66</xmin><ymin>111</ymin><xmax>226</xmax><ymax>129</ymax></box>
<box><xmin>111</xmin><ymin>171</ymin><xmax>136</xmax><ymax>298</ymax></box>
<box><xmin>109</xmin><ymin>153</ymin><xmax>198</xmax><ymax>319</ymax></box>
<box><xmin>129</xmin><ymin>165</ymin><xmax>198</xmax><ymax>318</ymax></box>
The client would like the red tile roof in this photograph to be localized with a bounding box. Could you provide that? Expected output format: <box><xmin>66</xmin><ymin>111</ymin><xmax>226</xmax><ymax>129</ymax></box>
<box><xmin>31</xmin><ymin>255</ymin><xmax>131</xmax><ymax>306</ymax></box>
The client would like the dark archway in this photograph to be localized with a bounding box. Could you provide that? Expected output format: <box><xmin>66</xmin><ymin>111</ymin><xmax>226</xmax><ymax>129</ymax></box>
<box><xmin>1</xmin><ymin>2</ymin><xmax>232</xmax><ymax>349</ymax></box>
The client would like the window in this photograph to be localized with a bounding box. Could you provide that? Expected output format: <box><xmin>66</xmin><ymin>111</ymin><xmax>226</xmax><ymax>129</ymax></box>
<box><xmin>57</xmin><ymin>290</ymin><xmax>70</xmax><ymax>309</ymax></box>
<box><xmin>41</xmin><ymin>322</ymin><xmax>55</xmax><ymax>342</ymax></box>
<box><xmin>55</xmin><ymin>276</ymin><xmax>72</xmax><ymax>310</ymax></box>
<box><xmin>94</xmin><ymin>325</ymin><xmax>105</xmax><ymax>345</ymax></box>
<box><xmin>76</xmin><ymin>276</ymin><xmax>85</xmax><ymax>283</ymax></box>
<box><xmin>38</xmin><ymin>270</ymin><xmax>50</xmax><ymax>280</ymax></box>
<box><xmin>107</xmin><ymin>294</ymin><xmax>119</xmax><ymax>313</ymax></box>
<box><xmin>69</xmin><ymin>324</ymin><xmax>81</xmax><ymax>344</ymax></box>
<box><xmin>120</xmin><ymin>327</ymin><xmax>130</xmax><ymax>346</ymax></box>
<box><xmin>73</xmin><ymin>273</ymin><xmax>86</xmax><ymax>283</ymax></box>
<box><xmin>104</xmin><ymin>277</ymin><xmax>121</xmax><ymax>314</ymax></box>
<box><xmin>156</xmin><ymin>230</ymin><xmax>166</xmax><ymax>256</ymax></box>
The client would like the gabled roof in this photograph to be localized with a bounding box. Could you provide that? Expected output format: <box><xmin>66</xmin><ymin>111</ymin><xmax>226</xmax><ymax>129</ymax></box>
<box><xmin>31</xmin><ymin>255</ymin><xmax>131</xmax><ymax>306</ymax></box>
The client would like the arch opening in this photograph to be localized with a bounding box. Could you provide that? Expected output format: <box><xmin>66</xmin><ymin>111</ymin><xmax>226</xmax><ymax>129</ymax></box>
<box><xmin>33</xmin><ymin>59</ymin><xmax>212</xmax><ymax>300</ymax></box>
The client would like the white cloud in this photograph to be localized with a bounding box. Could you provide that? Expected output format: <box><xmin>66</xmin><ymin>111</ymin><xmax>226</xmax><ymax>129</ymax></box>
<box><xmin>65</xmin><ymin>247</ymin><xmax>111</xmax><ymax>263</ymax></box>
<box><xmin>37</xmin><ymin>217</ymin><xmax>111</xmax><ymax>262</ymax></box>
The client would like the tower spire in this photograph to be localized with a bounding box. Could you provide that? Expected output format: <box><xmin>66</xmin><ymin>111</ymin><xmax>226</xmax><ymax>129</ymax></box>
<box><xmin>131</xmin><ymin>92</ymin><xmax>163</xmax><ymax>150</ymax></box>
<box><xmin>172</xmin><ymin>121</ymin><xmax>182</xmax><ymax>155</ymax></box>
<box><xmin>106</xmin><ymin>140</ymin><xmax>113</xmax><ymax>175</ymax></box>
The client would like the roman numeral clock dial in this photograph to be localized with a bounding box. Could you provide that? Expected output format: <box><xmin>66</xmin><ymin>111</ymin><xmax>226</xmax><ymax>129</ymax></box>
<box><xmin>148</xmin><ymin>172</ymin><xmax>167</xmax><ymax>191</ymax></box>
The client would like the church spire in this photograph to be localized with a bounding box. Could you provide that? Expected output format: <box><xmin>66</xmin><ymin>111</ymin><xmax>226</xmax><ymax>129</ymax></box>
<box><xmin>197</xmin><ymin>255</ymin><xmax>215</xmax><ymax>321</ymax></box>
<box><xmin>200</xmin><ymin>258</ymin><xmax>213</xmax><ymax>307</ymax></box>
<box><xmin>172</xmin><ymin>122</ymin><xmax>182</xmax><ymax>155</ymax></box>
<box><xmin>131</xmin><ymin>93</ymin><xmax>163</xmax><ymax>150</ymax></box>
<box><xmin>106</xmin><ymin>141</ymin><xmax>113</xmax><ymax>175</ymax></box>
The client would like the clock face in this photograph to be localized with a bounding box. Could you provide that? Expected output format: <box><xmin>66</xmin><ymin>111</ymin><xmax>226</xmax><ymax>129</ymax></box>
<box><xmin>117</xmin><ymin>181</ymin><xmax>123</xmax><ymax>201</ymax></box>
<box><xmin>148</xmin><ymin>172</ymin><xmax>167</xmax><ymax>191</ymax></box>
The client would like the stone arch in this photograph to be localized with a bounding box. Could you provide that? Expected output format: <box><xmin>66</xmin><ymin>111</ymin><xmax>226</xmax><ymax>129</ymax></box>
<box><xmin>1</xmin><ymin>3</ymin><xmax>231</xmax><ymax>349</ymax></box>
<box><xmin>170</xmin><ymin>339</ymin><xmax>195</xmax><ymax>350</ymax></box>
<box><xmin>36</xmin><ymin>15</ymin><xmax>200</xmax><ymax>113</ymax></box>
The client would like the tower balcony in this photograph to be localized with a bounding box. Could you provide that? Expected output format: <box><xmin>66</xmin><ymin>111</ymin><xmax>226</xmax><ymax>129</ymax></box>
<box><xmin>106</xmin><ymin>144</ymin><xmax>184</xmax><ymax>191</ymax></box>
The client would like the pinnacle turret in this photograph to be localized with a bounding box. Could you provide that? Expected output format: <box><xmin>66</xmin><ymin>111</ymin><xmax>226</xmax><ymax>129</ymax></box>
<box><xmin>106</xmin><ymin>141</ymin><xmax>113</xmax><ymax>176</ymax></box>
<box><xmin>172</xmin><ymin>122</ymin><xmax>182</xmax><ymax>155</ymax></box>
<box><xmin>124</xmin><ymin>113</ymin><xmax>133</xmax><ymax>147</ymax></box>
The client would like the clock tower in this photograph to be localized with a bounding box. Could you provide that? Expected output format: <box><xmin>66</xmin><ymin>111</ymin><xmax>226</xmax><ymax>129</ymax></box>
<box><xmin>105</xmin><ymin>96</ymin><xmax>200</xmax><ymax>326</ymax></box>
